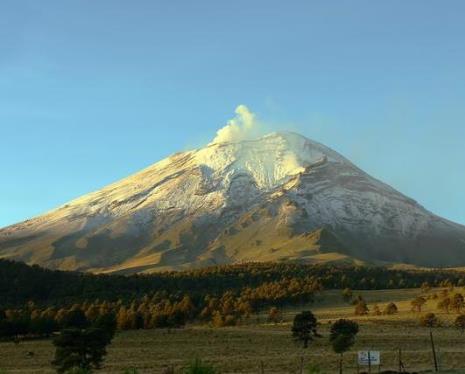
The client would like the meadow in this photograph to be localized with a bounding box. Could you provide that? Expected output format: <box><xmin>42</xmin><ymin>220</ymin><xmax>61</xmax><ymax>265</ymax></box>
<box><xmin>1</xmin><ymin>288</ymin><xmax>465</xmax><ymax>373</ymax></box>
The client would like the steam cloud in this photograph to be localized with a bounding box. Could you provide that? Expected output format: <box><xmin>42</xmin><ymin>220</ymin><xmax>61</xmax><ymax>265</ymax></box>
<box><xmin>211</xmin><ymin>105</ymin><xmax>264</xmax><ymax>144</ymax></box>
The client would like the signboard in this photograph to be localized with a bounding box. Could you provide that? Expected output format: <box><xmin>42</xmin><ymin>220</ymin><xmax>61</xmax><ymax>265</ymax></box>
<box><xmin>358</xmin><ymin>351</ymin><xmax>380</xmax><ymax>366</ymax></box>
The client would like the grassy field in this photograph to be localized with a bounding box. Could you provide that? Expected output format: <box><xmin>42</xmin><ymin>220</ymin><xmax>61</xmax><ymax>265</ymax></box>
<box><xmin>2</xmin><ymin>288</ymin><xmax>465</xmax><ymax>373</ymax></box>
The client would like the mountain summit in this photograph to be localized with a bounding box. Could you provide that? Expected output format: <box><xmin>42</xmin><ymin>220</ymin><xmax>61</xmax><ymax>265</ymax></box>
<box><xmin>1</xmin><ymin>131</ymin><xmax>465</xmax><ymax>273</ymax></box>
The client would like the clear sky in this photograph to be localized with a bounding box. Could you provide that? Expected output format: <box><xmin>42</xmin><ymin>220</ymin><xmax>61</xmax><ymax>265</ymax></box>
<box><xmin>1</xmin><ymin>0</ymin><xmax>464</xmax><ymax>228</ymax></box>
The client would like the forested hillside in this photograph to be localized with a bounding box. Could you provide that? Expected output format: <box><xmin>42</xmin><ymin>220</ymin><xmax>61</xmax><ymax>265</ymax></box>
<box><xmin>2</xmin><ymin>259</ymin><xmax>465</xmax><ymax>341</ymax></box>
<box><xmin>2</xmin><ymin>259</ymin><xmax>465</xmax><ymax>307</ymax></box>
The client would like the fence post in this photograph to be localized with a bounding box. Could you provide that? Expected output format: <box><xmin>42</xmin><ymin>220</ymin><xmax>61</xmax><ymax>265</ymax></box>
<box><xmin>368</xmin><ymin>350</ymin><xmax>371</xmax><ymax>374</ymax></box>
<box><xmin>437</xmin><ymin>347</ymin><xmax>441</xmax><ymax>372</ymax></box>
<box><xmin>260</xmin><ymin>360</ymin><xmax>264</xmax><ymax>374</ymax></box>
<box><xmin>299</xmin><ymin>356</ymin><xmax>304</xmax><ymax>374</ymax></box>
<box><xmin>430</xmin><ymin>329</ymin><xmax>438</xmax><ymax>372</ymax></box>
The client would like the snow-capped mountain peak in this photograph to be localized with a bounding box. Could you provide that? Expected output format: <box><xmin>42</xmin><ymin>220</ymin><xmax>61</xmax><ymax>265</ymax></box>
<box><xmin>194</xmin><ymin>131</ymin><xmax>348</xmax><ymax>190</ymax></box>
<box><xmin>1</xmin><ymin>128</ymin><xmax>465</xmax><ymax>273</ymax></box>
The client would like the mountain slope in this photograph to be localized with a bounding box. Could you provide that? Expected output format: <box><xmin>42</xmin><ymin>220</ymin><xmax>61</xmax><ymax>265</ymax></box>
<box><xmin>1</xmin><ymin>131</ymin><xmax>465</xmax><ymax>273</ymax></box>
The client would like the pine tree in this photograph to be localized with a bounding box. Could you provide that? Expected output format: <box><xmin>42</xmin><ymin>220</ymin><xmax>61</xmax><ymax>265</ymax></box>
<box><xmin>330</xmin><ymin>319</ymin><xmax>359</xmax><ymax>374</ymax></box>
<box><xmin>52</xmin><ymin>327</ymin><xmax>113</xmax><ymax>373</ymax></box>
<box><xmin>291</xmin><ymin>311</ymin><xmax>320</xmax><ymax>348</ymax></box>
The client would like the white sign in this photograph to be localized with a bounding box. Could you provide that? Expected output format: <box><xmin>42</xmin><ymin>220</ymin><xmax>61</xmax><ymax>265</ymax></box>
<box><xmin>358</xmin><ymin>351</ymin><xmax>380</xmax><ymax>366</ymax></box>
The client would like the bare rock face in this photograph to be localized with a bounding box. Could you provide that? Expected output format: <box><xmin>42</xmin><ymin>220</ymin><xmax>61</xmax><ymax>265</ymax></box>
<box><xmin>1</xmin><ymin>131</ymin><xmax>465</xmax><ymax>273</ymax></box>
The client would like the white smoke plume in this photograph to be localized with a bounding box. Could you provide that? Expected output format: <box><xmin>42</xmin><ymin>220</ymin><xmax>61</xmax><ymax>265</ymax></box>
<box><xmin>211</xmin><ymin>105</ymin><xmax>264</xmax><ymax>144</ymax></box>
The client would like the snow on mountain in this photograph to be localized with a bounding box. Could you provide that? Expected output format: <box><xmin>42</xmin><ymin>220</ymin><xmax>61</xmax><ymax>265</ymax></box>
<box><xmin>1</xmin><ymin>130</ymin><xmax>465</xmax><ymax>273</ymax></box>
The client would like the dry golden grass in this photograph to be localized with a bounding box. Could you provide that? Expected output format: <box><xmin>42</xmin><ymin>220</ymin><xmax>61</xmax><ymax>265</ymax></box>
<box><xmin>1</xmin><ymin>288</ymin><xmax>465</xmax><ymax>373</ymax></box>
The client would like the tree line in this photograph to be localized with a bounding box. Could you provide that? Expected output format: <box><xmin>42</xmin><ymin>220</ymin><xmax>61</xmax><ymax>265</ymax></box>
<box><xmin>3</xmin><ymin>259</ymin><xmax>465</xmax><ymax>308</ymax></box>
<box><xmin>3</xmin><ymin>259</ymin><xmax>465</xmax><ymax>340</ymax></box>
<box><xmin>0</xmin><ymin>277</ymin><xmax>321</xmax><ymax>340</ymax></box>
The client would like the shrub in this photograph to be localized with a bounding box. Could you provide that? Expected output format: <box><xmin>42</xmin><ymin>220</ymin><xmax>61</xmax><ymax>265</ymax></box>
<box><xmin>372</xmin><ymin>305</ymin><xmax>381</xmax><ymax>316</ymax></box>
<box><xmin>354</xmin><ymin>301</ymin><xmax>369</xmax><ymax>316</ymax></box>
<box><xmin>267</xmin><ymin>307</ymin><xmax>283</xmax><ymax>324</ymax></box>
<box><xmin>383</xmin><ymin>302</ymin><xmax>398</xmax><ymax>315</ymax></box>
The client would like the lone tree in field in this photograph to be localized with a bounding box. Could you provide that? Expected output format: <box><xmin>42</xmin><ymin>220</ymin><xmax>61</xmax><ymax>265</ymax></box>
<box><xmin>53</xmin><ymin>322</ymin><xmax>115</xmax><ymax>373</ymax></box>
<box><xmin>291</xmin><ymin>311</ymin><xmax>320</xmax><ymax>348</ymax></box>
<box><xmin>383</xmin><ymin>302</ymin><xmax>398</xmax><ymax>315</ymax></box>
<box><xmin>411</xmin><ymin>296</ymin><xmax>427</xmax><ymax>313</ymax></box>
<box><xmin>454</xmin><ymin>315</ymin><xmax>465</xmax><ymax>334</ymax></box>
<box><xmin>330</xmin><ymin>319</ymin><xmax>359</xmax><ymax>374</ymax></box>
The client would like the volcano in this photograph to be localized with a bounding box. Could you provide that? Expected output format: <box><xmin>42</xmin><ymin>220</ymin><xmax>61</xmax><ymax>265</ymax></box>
<box><xmin>1</xmin><ymin>130</ymin><xmax>465</xmax><ymax>273</ymax></box>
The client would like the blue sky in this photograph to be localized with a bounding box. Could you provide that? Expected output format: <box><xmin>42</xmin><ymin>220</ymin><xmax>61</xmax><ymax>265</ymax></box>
<box><xmin>1</xmin><ymin>0</ymin><xmax>464</xmax><ymax>227</ymax></box>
